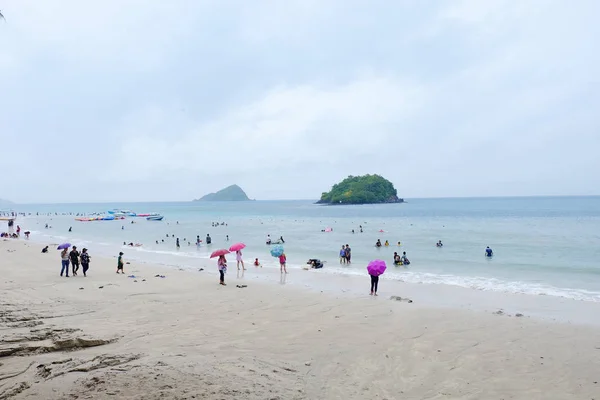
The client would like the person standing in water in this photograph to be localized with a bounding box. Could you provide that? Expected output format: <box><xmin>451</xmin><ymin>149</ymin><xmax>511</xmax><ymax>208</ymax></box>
<box><xmin>80</xmin><ymin>248</ymin><xmax>91</xmax><ymax>277</ymax></box>
<box><xmin>60</xmin><ymin>247</ymin><xmax>70</xmax><ymax>277</ymax></box>
<box><xmin>345</xmin><ymin>244</ymin><xmax>351</xmax><ymax>264</ymax></box>
<box><xmin>485</xmin><ymin>247</ymin><xmax>493</xmax><ymax>257</ymax></box>
<box><xmin>206</xmin><ymin>234</ymin><xmax>212</xmax><ymax>245</ymax></box>
<box><xmin>279</xmin><ymin>253</ymin><xmax>288</xmax><ymax>274</ymax></box>
<box><xmin>236</xmin><ymin>250</ymin><xmax>245</xmax><ymax>270</ymax></box>
<box><xmin>218</xmin><ymin>254</ymin><xmax>227</xmax><ymax>285</ymax></box>
<box><xmin>339</xmin><ymin>245</ymin><xmax>346</xmax><ymax>264</ymax></box>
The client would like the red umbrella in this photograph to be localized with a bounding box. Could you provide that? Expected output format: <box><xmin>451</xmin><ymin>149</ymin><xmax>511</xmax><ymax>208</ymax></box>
<box><xmin>229</xmin><ymin>243</ymin><xmax>246</xmax><ymax>252</ymax></box>
<box><xmin>210</xmin><ymin>249</ymin><xmax>230</xmax><ymax>258</ymax></box>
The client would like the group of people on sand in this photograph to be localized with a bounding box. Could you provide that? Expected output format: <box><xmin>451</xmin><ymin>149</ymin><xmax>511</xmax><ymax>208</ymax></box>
<box><xmin>215</xmin><ymin>250</ymin><xmax>281</xmax><ymax>286</ymax></box>
<box><xmin>57</xmin><ymin>246</ymin><xmax>92</xmax><ymax>277</ymax></box>
<box><xmin>339</xmin><ymin>244</ymin><xmax>352</xmax><ymax>264</ymax></box>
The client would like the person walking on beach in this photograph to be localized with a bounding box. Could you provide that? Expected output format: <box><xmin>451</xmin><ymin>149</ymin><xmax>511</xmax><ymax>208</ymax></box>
<box><xmin>218</xmin><ymin>254</ymin><xmax>227</xmax><ymax>285</ymax></box>
<box><xmin>370</xmin><ymin>273</ymin><xmax>379</xmax><ymax>296</ymax></box>
<box><xmin>70</xmin><ymin>246</ymin><xmax>80</xmax><ymax>276</ymax></box>
<box><xmin>345</xmin><ymin>244</ymin><xmax>352</xmax><ymax>264</ymax></box>
<box><xmin>80</xmin><ymin>248</ymin><xmax>91</xmax><ymax>277</ymax></box>
<box><xmin>236</xmin><ymin>250</ymin><xmax>245</xmax><ymax>270</ymax></box>
<box><xmin>117</xmin><ymin>252</ymin><xmax>125</xmax><ymax>274</ymax></box>
<box><xmin>279</xmin><ymin>253</ymin><xmax>288</xmax><ymax>274</ymax></box>
<box><xmin>339</xmin><ymin>245</ymin><xmax>346</xmax><ymax>264</ymax></box>
<box><xmin>60</xmin><ymin>248</ymin><xmax>70</xmax><ymax>277</ymax></box>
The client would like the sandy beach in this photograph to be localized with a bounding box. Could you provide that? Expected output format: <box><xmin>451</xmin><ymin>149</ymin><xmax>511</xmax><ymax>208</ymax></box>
<box><xmin>1</xmin><ymin>239</ymin><xmax>599</xmax><ymax>400</ymax></box>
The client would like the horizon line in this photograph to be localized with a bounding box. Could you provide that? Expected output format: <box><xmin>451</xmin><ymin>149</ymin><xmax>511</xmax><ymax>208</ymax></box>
<box><xmin>5</xmin><ymin>194</ymin><xmax>600</xmax><ymax>206</ymax></box>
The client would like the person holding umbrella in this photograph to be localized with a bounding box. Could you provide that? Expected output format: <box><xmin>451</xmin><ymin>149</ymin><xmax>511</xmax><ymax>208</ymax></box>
<box><xmin>367</xmin><ymin>260</ymin><xmax>387</xmax><ymax>296</ymax></box>
<box><xmin>218</xmin><ymin>255</ymin><xmax>227</xmax><ymax>285</ymax></box>
<box><xmin>229</xmin><ymin>243</ymin><xmax>246</xmax><ymax>271</ymax></box>
<box><xmin>58</xmin><ymin>243</ymin><xmax>71</xmax><ymax>277</ymax></box>
<box><xmin>211</xmin><ymin>249</ymin><xmax>230</xmax><ymax>285</ymax></box>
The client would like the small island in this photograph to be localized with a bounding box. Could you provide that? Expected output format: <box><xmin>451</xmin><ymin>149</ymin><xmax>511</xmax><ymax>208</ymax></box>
<box><xmin>316</xmin><ymin>175</ymin><xmax>403</xmax><ymax>205</ymax></box>
<box><xmin>194</xmin><ymin>185</ymin><xmax>252</xmax><ymax>201</ymax></box>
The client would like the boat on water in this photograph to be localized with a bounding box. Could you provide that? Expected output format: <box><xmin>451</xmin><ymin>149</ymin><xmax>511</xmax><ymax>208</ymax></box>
<box><xmin>146</xmin><ymin>215</ymin><xmax>164</xmax><ymax>221</ymax></box>
<box><xmin>135</xmin><ymin>213</ymin><xmax>159</xmax><ymax>217</ymax></box>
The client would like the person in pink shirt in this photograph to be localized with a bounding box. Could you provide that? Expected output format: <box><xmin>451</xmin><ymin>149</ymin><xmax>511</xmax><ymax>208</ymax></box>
<box><xmin>217</xmin><ymin>254</ymin><xmax>227</xmax><ymax>285</ymax></box>
<box><xmin>279</xmin><ymin>253</ymin><xmax>287</xmax><ymax>274</ymax></box>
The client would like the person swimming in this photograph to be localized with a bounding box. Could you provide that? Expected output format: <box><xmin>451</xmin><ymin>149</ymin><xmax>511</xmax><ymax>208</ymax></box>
<box><xmin>436</xmin><ymin>240</ymin><xmax>443</xmax><ymax>247</ymax></box>
<box><xmin>375</xmin><ymin>239</ymin><xmax>382</xmax><ymax>248</ymax></box>
<box><xmin>393</xmin><ymin>252</ymin><xmax>401</xmax><ymax>265</ymax></box>
<box><xmin>485</xmin><ymin>246</ymin><xmax>493</xmax><ymax>257</ymax></box>
<box><xmin>384</xmin><ymin>240</ymin><xmax>389</xmax><ymax>246</ymax></box>
<box><xmin>307</xmin><ymin>258</ymin><xmax>324</xmax><ymax>269</ymax></box>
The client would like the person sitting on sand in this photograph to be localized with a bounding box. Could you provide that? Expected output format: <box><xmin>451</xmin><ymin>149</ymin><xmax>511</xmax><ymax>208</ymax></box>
<box><xmin>41</xmin><ymin>246</ymin><xmax>48</xmax><ymax>253</ymax></box>
<box><xmin>117</xmin><ymin>252</ymin><xmax>125</xmax><ymax>274</ymax></box>
<box><xmin>375</xmin><ymin>239</ymin><xmax>382</xmax><ymax>248</ymax></box>
<box><xmin>254</xmin><ymin>258</ymin><xmax>261</xmax><ymax>267</ymax></box>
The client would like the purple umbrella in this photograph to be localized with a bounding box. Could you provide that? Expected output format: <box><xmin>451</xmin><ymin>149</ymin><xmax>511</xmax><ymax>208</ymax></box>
<box><xmin>367</xmin><ymin>259</ymin><xmax>387</xmax><ymax>276</ymax></box>
<box><xmin>56</xmin><ymin>243</ymin><xmax>71</xmax><ymax>250</ymax></box>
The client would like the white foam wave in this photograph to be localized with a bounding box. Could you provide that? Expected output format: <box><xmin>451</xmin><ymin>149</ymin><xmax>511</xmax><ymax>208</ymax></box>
<box><xmin>315</xmin><ymin>265</ymin><xmax>600</xmax><ymax>302</ymax></box>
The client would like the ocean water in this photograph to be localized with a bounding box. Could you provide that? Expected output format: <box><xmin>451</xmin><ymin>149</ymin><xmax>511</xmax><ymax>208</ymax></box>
<box><xmin>10</xmin><ymin>197</ymin><xmax>600</xmax><ymax>302</ymax></box>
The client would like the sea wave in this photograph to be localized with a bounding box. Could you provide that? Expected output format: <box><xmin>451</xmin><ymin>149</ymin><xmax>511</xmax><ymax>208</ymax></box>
<box><xmin>318</xmin><ymin>265</ymin><xmax>600</xmax><ymax>302</ymax></box>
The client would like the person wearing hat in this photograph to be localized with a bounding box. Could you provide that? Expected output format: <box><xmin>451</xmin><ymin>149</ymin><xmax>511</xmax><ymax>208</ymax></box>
<box><xmin>81</xmin><ymin>248</ymin><xmax>91</xmax><ymax>277</ymax></box>
<box><xmin>117</xmin><ymin>252</ymin><xmax>125</xmax><ymax>274</ymax></box>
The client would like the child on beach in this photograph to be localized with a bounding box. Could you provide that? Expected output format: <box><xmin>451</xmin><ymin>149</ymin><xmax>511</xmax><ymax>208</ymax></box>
<box><xmin>117</xmin><ymin>252</ymin><xmax>125</xmax><ymax>274</ymax></box>
<box><xmin>279</xmin><ymin>253</ymin><xmax>287</xmax><ymax>274</ymax></box>
<box><xmin>254</xmin><ymin>258</ymin><xmax>261</xmax><ymax>267</ymax></box>
<box><xmin>218</xmin><ymin>254</ymin><xmax>227</xmax><ymax>285</ymax></box>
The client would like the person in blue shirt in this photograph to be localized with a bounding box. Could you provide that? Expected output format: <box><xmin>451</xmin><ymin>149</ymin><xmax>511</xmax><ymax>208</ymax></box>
<box><xmin>485</xmin><ymin>247</ymin><xmax>493</xmax><ymax>257</ymax></box>
<box><xmin>339</xmin><ymin>245</ymin><xmax>346</xmax><ymax>264</ymax></box>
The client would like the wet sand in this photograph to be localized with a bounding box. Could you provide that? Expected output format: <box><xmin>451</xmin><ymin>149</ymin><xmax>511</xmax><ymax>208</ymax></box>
<box><xmin>1</xmin><ymin>240</ymin><xmax>599</xmax><ymax>399</ymax></box>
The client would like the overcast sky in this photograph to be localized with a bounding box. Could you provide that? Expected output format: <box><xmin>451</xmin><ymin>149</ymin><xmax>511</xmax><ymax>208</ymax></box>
<box><xmin>1</xmin><ymin>0</ymin><xmax>599</xmax><ymax>203</ymax></box>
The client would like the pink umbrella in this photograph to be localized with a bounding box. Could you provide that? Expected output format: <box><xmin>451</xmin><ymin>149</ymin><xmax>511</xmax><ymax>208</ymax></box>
<box><xmin>210</xmin><ymin>249</ymin><xmax>230</xmax><ymax>258</ymax></box>
<box><xmin>229</xmin><ymin>243</ymin><xmax>246</xmax><ymax>252</ymax></box>
<box><xmin>367</xmin><ymin>260</ymin><xmax>387</xmax><ymax>276</ymax></box>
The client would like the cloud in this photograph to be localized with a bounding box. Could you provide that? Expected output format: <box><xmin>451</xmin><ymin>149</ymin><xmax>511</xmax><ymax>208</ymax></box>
<box><xmin>0</xmin><ymin>0</ymin><xmax>599</xmax><ymax>202</ymax></box>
